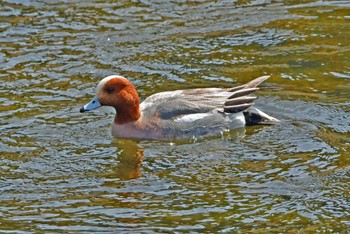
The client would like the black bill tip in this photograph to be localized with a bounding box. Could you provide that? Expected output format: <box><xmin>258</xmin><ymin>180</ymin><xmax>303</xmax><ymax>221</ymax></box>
<box><xmin>80</xmin><ymin>107</ymin><xmax>86</xmax><ymax>113</ymax></box>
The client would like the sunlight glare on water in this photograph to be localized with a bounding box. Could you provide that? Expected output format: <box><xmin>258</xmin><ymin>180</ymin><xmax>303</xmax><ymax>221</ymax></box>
<box><xmin>0</xmin><ymin>0</ymin><xmax>350</xmax><ymax>232</ymax></box>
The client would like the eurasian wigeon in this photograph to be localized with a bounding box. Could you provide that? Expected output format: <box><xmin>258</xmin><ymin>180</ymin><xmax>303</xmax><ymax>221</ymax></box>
<box><xmin>80</xmin><ymin>75</ymin><xmax>279</xmax><ymax>140</ymax></box>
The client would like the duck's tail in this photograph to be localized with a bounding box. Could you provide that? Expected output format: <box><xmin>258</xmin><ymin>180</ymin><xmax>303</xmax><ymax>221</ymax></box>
<box><xmin>224</xmin><ymin>75</ymin><xmax>279</xmax><ymax>125</ymax></box>
<box><xmin>243</xmin><ymin>107</ymin><xmax>280</xmax><ymax>125</ymax></box>
<box><xmin>223</xmin><ymin>75</ymin><xmax>270</xmax><ymax>113</ymax></box>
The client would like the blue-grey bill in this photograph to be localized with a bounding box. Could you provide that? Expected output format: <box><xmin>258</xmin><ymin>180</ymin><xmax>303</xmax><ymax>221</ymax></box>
<box><xmin>80</xmin><ymin>96</ymin><xmax>101</xmax><ymax>113</ymax></box>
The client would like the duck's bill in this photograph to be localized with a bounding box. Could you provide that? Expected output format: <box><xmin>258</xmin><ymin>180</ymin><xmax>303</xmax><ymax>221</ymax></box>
<box><xmin>80</xmin><ymin>96</ymin><xmax>102</xmax><ymax>113</ymax></box>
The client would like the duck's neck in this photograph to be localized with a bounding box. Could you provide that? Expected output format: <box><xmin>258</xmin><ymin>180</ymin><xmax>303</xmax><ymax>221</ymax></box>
<box><xmin>114</xmin><ymin>104</ymin><xmax>141</xmax><ymax>124</ymax></box>
<box><xmin>112</xmin><ymin>85</ymin><xmax>141</xmax><ymax>125</ymax></box>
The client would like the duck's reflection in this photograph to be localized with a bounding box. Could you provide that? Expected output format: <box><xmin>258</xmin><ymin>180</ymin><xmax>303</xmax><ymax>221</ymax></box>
<box><xmin>112</xmin><ymin>139</ymin><xmax>144</xmax><ymax>179</ymax></box>
<box><xmin>109</xmin><ymin>127</ymin><xmax>248</xmax><ymax>180</ymax></box>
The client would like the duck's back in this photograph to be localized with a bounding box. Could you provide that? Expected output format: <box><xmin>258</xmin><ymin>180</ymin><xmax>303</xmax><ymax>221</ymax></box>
<box><xmin>140</xmin><ymin>88</ymin><xmax>231</xmax><ymax>119</ymax></box>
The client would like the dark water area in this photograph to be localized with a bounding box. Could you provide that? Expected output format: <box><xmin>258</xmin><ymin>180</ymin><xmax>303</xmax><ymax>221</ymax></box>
<box><xmin>0</xmin><ymin>0</ymin><xmax>350</xmax><ymax>232</ymax></box>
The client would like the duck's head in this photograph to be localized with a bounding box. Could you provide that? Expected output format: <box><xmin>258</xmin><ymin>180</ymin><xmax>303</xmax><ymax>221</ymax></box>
<box><xmin>80</xmin><ymin>75</ymin><xmax>141</xmax><ymax>124</ymax></box>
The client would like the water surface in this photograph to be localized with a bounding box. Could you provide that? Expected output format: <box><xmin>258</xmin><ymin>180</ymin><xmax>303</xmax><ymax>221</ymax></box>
<box><xmin>1</xmin><ymin>0</ymin><xmax>350</xmax><ymax>232</ymax></box>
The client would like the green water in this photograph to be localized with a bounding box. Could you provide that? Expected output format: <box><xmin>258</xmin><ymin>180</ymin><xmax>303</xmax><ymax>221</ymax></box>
<box><xmin>0</xmin><ymin>0</ymin><xmax>349</xmax><ymax>232</ymax></box>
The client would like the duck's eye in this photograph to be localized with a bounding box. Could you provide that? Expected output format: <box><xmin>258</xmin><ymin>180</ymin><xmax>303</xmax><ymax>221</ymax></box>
<box><xmin>106</xmin><ymin>87</ymin><xmax>115</xmax><ymax>94</ymax></box>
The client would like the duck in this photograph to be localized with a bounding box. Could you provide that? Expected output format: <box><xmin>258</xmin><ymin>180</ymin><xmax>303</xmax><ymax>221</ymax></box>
<box><xmin>80</xmin><ymin>75</ymin><xmax>279</xmax><ymax>140</ymax></box>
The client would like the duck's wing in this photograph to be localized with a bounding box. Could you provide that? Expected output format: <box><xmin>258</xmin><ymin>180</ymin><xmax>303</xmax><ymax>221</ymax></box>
<box><xmin>140</xmin><ymin>75</ymin><xmax>270</xmax><ymax>120</ymax></box>
<box><xmin>140</xmin><ymin>88</ymin><xmax>226</xmax><ymax>120</ymax></box>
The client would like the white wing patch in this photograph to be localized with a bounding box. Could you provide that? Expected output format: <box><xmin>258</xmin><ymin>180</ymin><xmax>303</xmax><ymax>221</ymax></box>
<box><xmin>174</xmin><ymin>113</ymin><xmax>212</xmax><ymax>123</ymax></box>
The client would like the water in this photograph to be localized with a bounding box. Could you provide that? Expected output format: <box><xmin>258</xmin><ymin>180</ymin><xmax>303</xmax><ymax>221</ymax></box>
<box><xmin>1</xmin><ymin>0</ymin><xmax>350</xmax><ymax>232</ymax></box>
